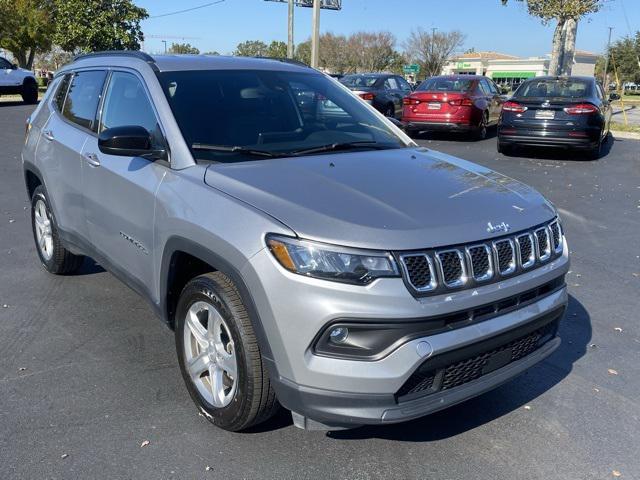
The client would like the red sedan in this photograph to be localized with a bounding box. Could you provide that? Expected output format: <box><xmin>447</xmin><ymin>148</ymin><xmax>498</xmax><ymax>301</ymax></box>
<box><xmin>402</xmin><ymin>75</ymin><xmax>505</xmax><ymax>140</ymax></box>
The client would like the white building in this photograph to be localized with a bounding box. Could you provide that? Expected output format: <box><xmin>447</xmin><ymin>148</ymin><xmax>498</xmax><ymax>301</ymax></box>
<box><xmin>441</xmin><ymin>50</ymin><xmax>599</xmax><ymax>88</ymax></box>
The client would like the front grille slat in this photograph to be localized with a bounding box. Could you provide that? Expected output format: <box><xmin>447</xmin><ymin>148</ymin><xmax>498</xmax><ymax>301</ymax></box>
<box><xmin>436</xmin><ymin>250</ymin><xmax>466</xmax><ymax>287</ymax></box>
<box><xmin>399</xmin><ymin>219</ymin><xmax>562</xmax><ymax>295</ymax></box>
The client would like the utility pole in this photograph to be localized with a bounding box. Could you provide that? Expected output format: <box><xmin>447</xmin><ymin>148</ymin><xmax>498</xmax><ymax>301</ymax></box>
<box><xmin>310</xmin><ymin>0</ymin><xmax>320</xmax><ymax>68</ymax></box>
<box><xmin>602</xmin><ymin>26</ymin><xmax>613</xmax><ymax>89</ymax></box>
<box><xmin>162</xmin><ymin>40</ymin><xmax>167</xmax><ymax>54</ymax></box>
<box><xmin>287</xmin><ymin>0</ymin><xmax>295</xmax><ymax>58</ymax></box>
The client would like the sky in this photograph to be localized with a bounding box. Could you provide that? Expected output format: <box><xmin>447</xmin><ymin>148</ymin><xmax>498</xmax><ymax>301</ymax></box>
<box><xmin>136</xmin><ymin>0</ymin><xmax>639</xmax><ymax>58</ymax></box>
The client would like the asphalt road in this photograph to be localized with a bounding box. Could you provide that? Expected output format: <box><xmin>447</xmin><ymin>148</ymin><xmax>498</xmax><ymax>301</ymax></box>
<box><xmin>1</xmin><ymin>102</ymin><xmax>639</xmax><ymax>480</ymax></box>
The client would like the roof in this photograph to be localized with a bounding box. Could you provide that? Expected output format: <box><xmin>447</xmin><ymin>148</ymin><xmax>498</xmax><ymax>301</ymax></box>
<box><xmin>453</xmin><ymin>51</ymin><xmax>519</xmax><ymax>61</ymax></box>
<box><xmin>70</xmin><ymin>51</ymin><xmax>314</xmax><ymax>74</ymax></box>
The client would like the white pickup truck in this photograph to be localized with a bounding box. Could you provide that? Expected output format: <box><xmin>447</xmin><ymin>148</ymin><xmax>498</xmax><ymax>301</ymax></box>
<box><xmin>0</xmin><ymin>56</ymin><xmax>38</xmax><ymax>104</ymax></box>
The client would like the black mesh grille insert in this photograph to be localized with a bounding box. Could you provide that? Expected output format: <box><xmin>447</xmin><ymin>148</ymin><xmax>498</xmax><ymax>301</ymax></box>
<box><xmin>517</xmin><ymin>235</ymin><xmax>533</xmax><ymax>265</ymax></box>
<box><xmin>549</xmin><ymin>223</ymin><xmax>560</xmax><ymax>250</ymax></box>
<box><xmin>397</xmin><ymin>319</ymin><xmax>559</xmax><ymax>400</ymax></box>
<box><xmin>468</xmin><ymin>246</ymin><xmax>490</xmax><ymax>279</ymax></box>
<box><xmin>536</xmin><ymin>228</ymin><xmax>550</xmax><ymax>258</ymax></box>
<box><xmin>438</xmin><ymin>251</ymin><xmax>463</xmax><ymax>285</ymax></box>
<box><xmin>495</xmin><ymin>240</ymin><xmax>514</xmax><ymax>273</ymax></box>
<box><xmin>403</xmin><ymin>255</ymin><xmax>432</xmax><ymax>289</ymax></box>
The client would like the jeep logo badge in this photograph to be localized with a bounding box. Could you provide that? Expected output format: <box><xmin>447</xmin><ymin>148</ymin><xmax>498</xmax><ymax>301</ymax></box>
<box><xmin>487</xmin><ymin>221</ymin><xmax>510</xmax><ymax>234</ymax></box>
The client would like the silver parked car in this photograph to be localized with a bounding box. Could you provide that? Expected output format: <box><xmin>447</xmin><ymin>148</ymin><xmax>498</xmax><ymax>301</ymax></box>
<box><xmin>22</xmin><ymin>52</ymin><xmax>569</xmax><ymax>431</ymax></box>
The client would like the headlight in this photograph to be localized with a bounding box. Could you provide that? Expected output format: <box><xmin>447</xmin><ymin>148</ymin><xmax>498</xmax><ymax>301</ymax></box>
<box><xmin>266</xmin><ymin>235</ymin><xmax>399</xmax><ymax>285</ymax></box>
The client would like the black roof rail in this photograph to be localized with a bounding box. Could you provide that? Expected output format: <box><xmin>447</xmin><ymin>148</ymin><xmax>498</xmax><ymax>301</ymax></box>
<box><xmin>73</xmin><ymin>50</ymin><xmax>156</xmax><ymax>64</ymax></box>
<box><xmin>253</xmin><ymin>56</ymin><xmax>312</xmax><ymax>69</ymax></box>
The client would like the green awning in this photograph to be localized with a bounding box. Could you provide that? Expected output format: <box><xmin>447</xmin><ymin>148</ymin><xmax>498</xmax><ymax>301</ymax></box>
<box><xmin>490</xmin><ymin>71</ymin><xmax>537</xmax><ymax>79</ymax></box>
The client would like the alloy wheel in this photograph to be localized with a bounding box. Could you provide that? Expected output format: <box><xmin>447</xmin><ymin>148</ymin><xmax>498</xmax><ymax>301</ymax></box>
<box><xmin>34</xmin><ymin>199</ymin><xmax>53</xmax><ymax>260</ymax></box>
<box><xmin>183</xmin><ymin>300</ymin><xmax>238</xmax><ymax>408</ymax></box>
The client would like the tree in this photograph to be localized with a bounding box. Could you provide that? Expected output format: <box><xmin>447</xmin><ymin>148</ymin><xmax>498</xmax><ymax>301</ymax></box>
<box><xmin>234</xmin><ymin>40</ymin><xmax>268</xmax><ymax>57</ymax></box>
<box><xmin>0</xmin><ymin>0</ymin><xmax>54</xmax><ymax>69</ymax></box>
<box><xmin>501</xmin><ymin>0</ymin><xmax>604</xmax><ymax>76</ymax></box>
<box><xmin>603</xmin><ymin>33</ymin><xmax>640</xmax><ymax>85</ymax></box>
<box><xmin>53</xmin><ymin>0</ymin><xmax>148</xmax><ymax>53</ymax></box>
<box><xmin>403</xmin><ymin>28</ymin><xmax>465</xmax><ymax>77</ymax></box>
<box><xmin>266</xmin><ymin>41</ymin><xmax>287</xmax><ymax>58</ymax></box>
<box><xmin>34</xmin><ymin>45</ymin><xmax>74</xmax><ymax>71</ymax></box>
<box><xmin>350</xmin><ymin>31</ymin><xmax>399</xmax><ymax>73</ymax></box>
<box><xmin>168</xmin><ymin>43</ymin><xmax>200</xmax><ymax>55</ymax></box>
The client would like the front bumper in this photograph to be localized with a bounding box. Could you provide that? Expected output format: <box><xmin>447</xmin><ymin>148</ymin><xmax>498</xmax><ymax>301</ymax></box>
<box><xmin>242</xmin><ymin>243</ymin><xmax>569</xmax><ymax>427</ymax></box>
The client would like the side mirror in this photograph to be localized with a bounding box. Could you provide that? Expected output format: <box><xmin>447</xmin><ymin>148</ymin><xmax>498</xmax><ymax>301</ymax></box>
<box><xmin>609</xmin><ymin>93</ymin><xmax>620</xmax><ymax>101</ymax></box>
<box><xmin>98</xmin><ymin>125</ymin><xmax>166</xmax><ymax>160</ymax></box>
<box><xmin>11</xmin><ymin>63</ymin><xmax>18</xmax><ymax>70</ymax></box>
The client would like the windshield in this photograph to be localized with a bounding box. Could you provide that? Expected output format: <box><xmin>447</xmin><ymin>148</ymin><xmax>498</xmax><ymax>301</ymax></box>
<box><xmin>515</xmin><ymin>79</ymin><xmax>592</xmax><ymax>98</ymax></box>
<box><xmin>417</xmin><ymin>77</ymin><xmax>474</xmax><ymax>92</ymax></box>
<box><xmin>158</xmin><ymin>70</ymin><xmax>407</xmax><ymax>162</ymax></box>
<box><xmin>339</xmin><ymin>75</ymin><xmax>380</xmax><ymax>88</ymax></box>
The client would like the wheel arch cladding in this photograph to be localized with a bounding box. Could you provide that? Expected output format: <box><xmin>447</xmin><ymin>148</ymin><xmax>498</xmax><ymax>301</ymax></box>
<box><xmin>160</xmin><ymin>236</ymin><xmax>275</xmax><ymax>363</ymax></box>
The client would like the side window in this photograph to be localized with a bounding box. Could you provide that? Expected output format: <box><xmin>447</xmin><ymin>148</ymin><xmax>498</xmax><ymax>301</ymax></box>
<box><xmin>396</xmin><ymin>77</ymin><xmax>412</xmax><ymax>92</ymax></box>
<box><xmin>53</xmin><ymin>74</ymin><xmax>71</xmax><ymax>112</ymax></box>
<box><xmin>595</xmin><ymin>83</ymin><xmax>604</xmax><ymax>100</ymax></box>
<box><xmin>479</xmin><ymin>79</ymin><xmax>491</xmax><ymax>95</ymax></box>
<box><xmin>384</xmin><ymin>77</ymin><xmax>399</xmax><ymax>90</ymax></box>
<box><xmin>62</xmin><ymin>70</ymin><xmax>107</xmax><ymax>131</ymax></box>
<box><xmin>100</xmin><ymin>71</ymin><xmax>163</xmax><ymax>148</ymax></box>
<box><xmin>487</xmin><ymin>79</ymin><xmax>499</xmax><ymax>95</ymax></box>
<box><xmin>0</xmin><ymin>57</ymin><xmax>12</xmax><ymax>69</ymax></box>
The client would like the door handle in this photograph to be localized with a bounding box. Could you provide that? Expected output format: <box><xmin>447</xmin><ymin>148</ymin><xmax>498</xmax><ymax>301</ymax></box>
<box><xmin>83</xmin><ymin>152</ymin><xmax>100</xmax><ymax>167</ymax></box>
<box><xmin>42</xmin><ymin>130</ymin><xmax>54</xmax><ymax>141</ymax></box>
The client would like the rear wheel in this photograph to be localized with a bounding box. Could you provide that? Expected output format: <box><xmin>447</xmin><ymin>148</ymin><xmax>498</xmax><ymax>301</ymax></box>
<box><xmin>587</xmin><ymin>137</ymin><xmax>602</xmax><ymax>160</ymax></box>
<box><xmin>21</xmin><ymin>79</ymin><xmax>38</xmax><ymax>104</ymax></box>
<box><xmin>175</xmin><ymin>272</ymin><xmax>279</xmax><ymax>431</ymax></box>
<box><xmin>31</xmin><ymin>185</ymin><xmax>84</xmax><ymax>274</ymax></box>
<box><xmin>384</xmin><ymin>104</ymin><xmax>395</xmax><ymax>118</ymax></box>
<box><xmin>473</xmin><ymin>112</ymin><xmax>488</xmax><ymax>140</ymax></box>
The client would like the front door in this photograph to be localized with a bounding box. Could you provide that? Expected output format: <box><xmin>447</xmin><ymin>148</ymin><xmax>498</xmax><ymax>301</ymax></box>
<box><xmin>0</xmin><ymin>57</ymin><xmax>20</xmax><ymax>88</ymax></box>
<box><xmin>81</xmin><ymin>70</ymin><xmax>168</xmax><ymax>290</ymax></box>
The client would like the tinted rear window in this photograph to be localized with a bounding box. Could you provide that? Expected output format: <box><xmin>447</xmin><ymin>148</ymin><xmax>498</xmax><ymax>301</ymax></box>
<box><xmin>62</xmin><ymin>70</ymin><xmax>107</xmax><ymax>130</ymax></box>
<box><xmin>417</xmin><ymin>78</ymin><xmax>474</xmax><ymax>92</ymax></box>
<box><xmin>515</xmin><ymin>79</ymin><xmax>591</xmax><ymax>98</ymax></box>
<box><xmin>340</xmin><ymin>75</ymin><xmax>380</xmax><ymax>88</ymax></box>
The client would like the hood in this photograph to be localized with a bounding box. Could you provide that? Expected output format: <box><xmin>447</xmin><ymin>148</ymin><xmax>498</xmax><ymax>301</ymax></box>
<box><xmin>204</xmin><ymin>148</ymin><xmax>556</xmax><ymax>251</ymax></box>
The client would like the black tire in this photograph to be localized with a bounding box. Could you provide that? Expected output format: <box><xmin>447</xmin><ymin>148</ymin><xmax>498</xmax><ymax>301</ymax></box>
<box><xmin>497</xmin><ymin>140</ymin><xmax>514</xmax><ymax>156</ymax></box>
<box><xmin>587</xmin><ymin>133</ymin><xmax>603</xmax><ymax>160</ymax></box>
<box><xmin>473</xmin><ymin>112</ymin><xmax>489</xmax><ymax>140</ymax></box>
<box><xmin>31</xmin><ymin>185</ymin><xmax>84</xmax><ymax>274</ymax></box>
<box><xmin>21</xmin><ymin>79</ymin><xmax>38</xmax><ymax>104</ymax></box>
<box><xmin>384</xmin><ymin>104</ymin><xmax>395</xmax><ymax>118</ymax></box>
<box><xmin>175</xmin><ymin>272</ymin><xmax>279</xmax><ymax>432</ymax></box>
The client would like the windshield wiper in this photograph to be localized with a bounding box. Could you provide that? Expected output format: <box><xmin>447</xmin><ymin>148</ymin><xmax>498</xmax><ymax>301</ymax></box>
<box><xmin>289</xmin><ymin>141</ymin><xmax>393</xmax><ymax>156</ymax></box>
<box><xmin>192</xmin><ymin>143</ymin><xmax>278</xmax><ymax>158</ymax></box>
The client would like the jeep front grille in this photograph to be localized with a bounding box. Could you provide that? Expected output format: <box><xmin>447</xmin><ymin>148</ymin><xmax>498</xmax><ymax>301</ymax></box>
<box><xmin>398</xmin><ymin>219</ymin><xmax>563</xmax><ymax>295</ymax></box>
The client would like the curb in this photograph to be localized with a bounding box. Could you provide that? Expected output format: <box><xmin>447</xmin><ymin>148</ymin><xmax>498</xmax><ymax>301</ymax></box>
<box><xmin>611</xmin><ymin>130</ymin><xmax>640</xmax><ymax>141</ymax></box>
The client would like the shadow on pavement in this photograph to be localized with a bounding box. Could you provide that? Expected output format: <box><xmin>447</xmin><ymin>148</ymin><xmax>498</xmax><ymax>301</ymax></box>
<box><xmin>499</xmin><ymin>133</ymin><xmax>615</xmax><ymax>161</ymax></box>
<box><xmin>327</xmin><ymin>294</ymin><xmax>590</xmax><ymax>442</ymax></box>
<box><xmin>409</xmin><ymin>126</ymin><xmax>498</xmax><ymax>143</ymax></box>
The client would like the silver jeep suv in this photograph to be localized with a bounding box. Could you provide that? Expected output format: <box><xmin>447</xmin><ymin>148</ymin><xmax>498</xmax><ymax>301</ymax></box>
<box><xmin>22</xmin><ymin>52</ymin><xmax>569</xmax><ymax>431</ymax></box>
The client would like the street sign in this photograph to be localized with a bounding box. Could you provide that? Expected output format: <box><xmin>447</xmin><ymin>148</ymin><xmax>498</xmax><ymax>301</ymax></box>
<box><xmin>264</xmin><ymin>0</ymin><xmax>342</xmax><ymax>10</ymax></box>
<box><xmin>403</xmin><ymin>64</ymin><xmax>420</xmax><ymax>74</ymax></box>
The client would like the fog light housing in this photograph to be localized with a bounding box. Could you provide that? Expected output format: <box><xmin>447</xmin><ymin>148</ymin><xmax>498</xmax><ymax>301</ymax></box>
<box><xmin>329</xmin><ymin>327</ymin><xmax>349</xmax><ymax>344</ymax></box>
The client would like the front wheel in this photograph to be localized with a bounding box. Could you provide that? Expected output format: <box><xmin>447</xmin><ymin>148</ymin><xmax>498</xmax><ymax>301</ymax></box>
<box><xmin>175</xmin><ymin>272</ymin><xmax>279</xmax><ymax>431</ymax></box>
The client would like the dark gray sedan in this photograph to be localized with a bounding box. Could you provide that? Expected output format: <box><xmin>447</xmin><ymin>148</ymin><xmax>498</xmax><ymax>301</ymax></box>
<box><xmin>497</xmin><ymin>76</ymin><xmax>618</xmax><ymax>159</ymax></box>
<box><xmin>340</xmin><ymin>73</ymin><xmax>413</xmax><ymax>119</ymax></box>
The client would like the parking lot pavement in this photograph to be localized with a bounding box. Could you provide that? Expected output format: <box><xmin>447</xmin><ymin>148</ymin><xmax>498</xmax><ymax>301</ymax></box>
<box><xmin>612</xmin><ymin>104</ymin><xmax>640</xmax><ymax>126</ymax></box>
<box><xmin>1</xmin><ymin>103</ymin><xmax>639</xmax><ymax>480</ymax></box>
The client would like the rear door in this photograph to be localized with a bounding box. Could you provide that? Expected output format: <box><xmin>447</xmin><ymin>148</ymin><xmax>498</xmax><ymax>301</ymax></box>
<box><xmin>39</xmin><ymin>70</ymin><xmax>107</xmax><ymax>241</ymax></box>
<box><xmin>382</xmin><ymin>77</ymin><xmax>403</xmax><ymax>117</ymax></box>
<box><xmin>81</xmin><ymin>70</ymin><xmax>168</xmax><ymax>289</ymax></box>
<box><xmin>479</xmin><ymin>78</ymin><xmax>501</xmax><ymax>124</ymax></box>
